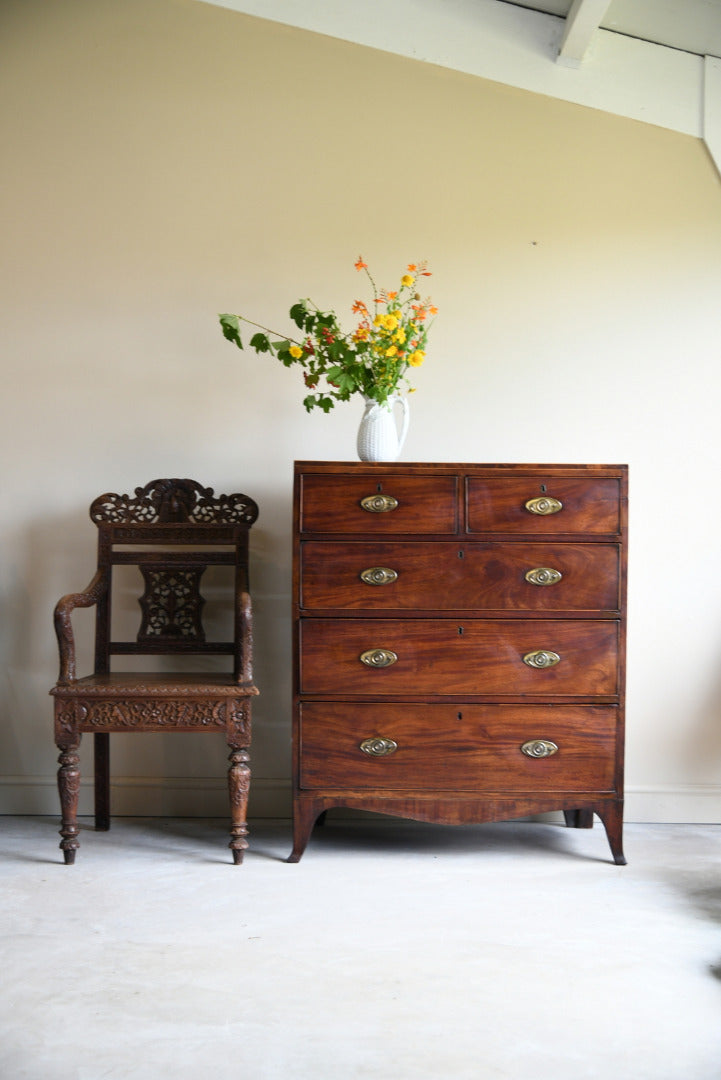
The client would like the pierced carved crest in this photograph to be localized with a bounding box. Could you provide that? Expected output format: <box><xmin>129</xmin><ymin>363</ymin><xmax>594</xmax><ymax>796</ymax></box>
<box><xmin>89</xmin><ymin>478</ymin><xmax>259</xmax><ymax>526</ymax></box>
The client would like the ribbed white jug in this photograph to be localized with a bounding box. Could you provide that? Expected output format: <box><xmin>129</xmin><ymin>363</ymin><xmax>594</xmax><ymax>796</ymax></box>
<box><xmin>356</xmin><ymin>395</ymin><xmax>409</xmax><ymax>462</ymax></box>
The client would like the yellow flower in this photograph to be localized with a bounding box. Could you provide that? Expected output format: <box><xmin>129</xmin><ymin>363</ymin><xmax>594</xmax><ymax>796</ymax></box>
<box><xmin>289</xmin><ymin>345</ymin><xmax>304</xmax><ymax>360</ymax></box>
<box><xmin>385</xmin><ymin>345</ymin><xmax>398</xmax><ymax>358</ymax></box>
<box><xmin>401</xmin><ymin>274</ymin><xmax>414</xmax><ymax>288</ymax></box>
<box><xmin>408</xmin><ymin>349</ymin><xmax>425</xmax><ymax>367</ymax></box>
<box><xmin>393</xmin><ymin>327</ymin><xmax>406</xmax><ymax>344</ymax></box>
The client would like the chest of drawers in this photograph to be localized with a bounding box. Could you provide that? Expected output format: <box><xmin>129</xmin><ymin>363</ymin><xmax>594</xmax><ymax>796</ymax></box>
<box><xmin>289</xmin><ymin>461</ymin><xmax>628</xmax><ymax>864</ymax></box>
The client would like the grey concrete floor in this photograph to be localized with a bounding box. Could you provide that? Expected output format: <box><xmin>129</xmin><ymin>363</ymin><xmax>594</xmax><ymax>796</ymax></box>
<box><xmin>2</xmin><ymin>816</ymin><xmax>721</xmax><ymax>1080</ymax></box>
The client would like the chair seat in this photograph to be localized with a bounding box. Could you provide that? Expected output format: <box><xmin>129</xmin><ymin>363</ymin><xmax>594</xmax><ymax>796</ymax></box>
<box><xmin>52</xmin><ymin>673</ymin><xmax>259</xmax><ymax>697</ymax></box>
<box><xmin>52</xmin><ymin>673</ymin><xmax>258</xmax><ymax>736</ymax></box>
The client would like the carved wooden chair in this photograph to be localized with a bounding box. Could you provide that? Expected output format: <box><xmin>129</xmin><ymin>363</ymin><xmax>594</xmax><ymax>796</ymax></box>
<box><xmin>50</xmin><ymin>479</ymin><xmax>259</xmax><ymax>864</ymax></box>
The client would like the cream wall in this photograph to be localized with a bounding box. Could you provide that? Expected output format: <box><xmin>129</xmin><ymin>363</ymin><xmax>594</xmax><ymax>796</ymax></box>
<box><xmin>2</xmin><ymin>0</ymin><xmax>721</xmax><ymax>822</ymax></box>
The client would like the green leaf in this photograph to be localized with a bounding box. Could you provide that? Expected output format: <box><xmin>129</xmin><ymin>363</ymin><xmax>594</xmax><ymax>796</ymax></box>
<box><xmin>303</xmin><ymin>393</ymin><xmax>335</xmax><ymax>413</ymax></box>
<box><xmin>290</xmin><ymin>301</ymin><xmax>308</xmax><ymax>330</ymax></box>
<box><xmin>249</xmin><ymin>332</ymin><xmax>272</xmax><ymax>353</ymax></box>
<box><xmin>219</xmin><ymin>314</ymin><xmax>243</xmax><ymax>349</ymax></box>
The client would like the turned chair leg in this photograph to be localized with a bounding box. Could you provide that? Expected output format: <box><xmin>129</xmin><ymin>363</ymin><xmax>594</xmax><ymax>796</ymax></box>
<box><xmin>57</xmin><ymin>741</ymin><xmax>81</xmax><ymax>864</ymax></box>
<box><xmin>94</xmin><ymin>732</ymin><xmax>110</xmax><ymax>831</ymax></box>
<box><xmin>227</xmin><ymin>746</ymin><xmax>251</xmax><ymax>864</ymax></box>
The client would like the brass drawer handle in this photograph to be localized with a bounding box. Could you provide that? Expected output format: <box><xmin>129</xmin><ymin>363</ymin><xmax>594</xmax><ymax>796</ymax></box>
<box><xmin>360</xmin><ymin>566</ymin><xmax>398</xmax><ymax>586</ymax></box>
<box><xmin>523</xmin><ymin>650</ymin><xmax>561</xmax><ymax>669</ymax></box>
<box><xmin>360</xmin><ymin>648</ymin><xmax>398</xmax><ymax>668</ymax></box>
<box><xmin>360</xmin><ymin>494</ymin><xmax>398</xmax><ymax>513</ymax></box>
<box><xmin>525</xmin><ymin>496</ymin><xmax>563</xmax><ymax>516</ymax></box>
<box><xmin>360</xmin><ymin>736</ymin><xmax>398</xmax><ymax>757</ymax></box>
<box><xmin>521</xmin><ymin>739</ymin><xmax>559</xmax><ymax>758</ymax></box>
<box><xmin>525</xmin><ymin>567</ymin><xmax>562</xmax><ymax>587</ymax></box>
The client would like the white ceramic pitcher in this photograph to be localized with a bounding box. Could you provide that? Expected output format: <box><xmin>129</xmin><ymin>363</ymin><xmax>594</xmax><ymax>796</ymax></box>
<box><xmin>356</xmin><ymin>394</ymin><xmax>409</xmax><ymax>462</ymax></box>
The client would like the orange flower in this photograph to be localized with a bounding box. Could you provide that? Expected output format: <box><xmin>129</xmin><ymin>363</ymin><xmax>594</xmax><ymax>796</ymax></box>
<box><xmin>407</xmin><ymin>263</ymin><xmax>417</xmax><ymax>272</ymax></box>
<box><xmin>352</xmin><ymin>300</ymin><xmax>369</xmax><ymax>315</ymax></box>
<box><xmin>354</xmin><ymin>256</ymin><xmax>368</xmax><ymax>271</ymax></box>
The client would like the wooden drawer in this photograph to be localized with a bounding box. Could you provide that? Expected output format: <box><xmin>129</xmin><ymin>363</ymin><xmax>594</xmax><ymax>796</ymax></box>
<box><xmin>299</xmin><ymin>702</ymin><xmax>617</xmax><ymax>791</ymax></box>
<box><xmin>299</xmin><ymin>619</ymin><xmax>619</xmax><ymax>696</ymax></box>
<box><xmin>466</xmin><ymin>476</ymin><xmax>621</xmax><ymax>535</ymax></box>
<box><xmin>299</xmin><ymin>472</ymin><xmax>458</xmax><ymax>535</ymax></box>
<box><xmin>300</xmin><ymin>541</ymin><xmax>620</xmax><ymax>612</ymax></box>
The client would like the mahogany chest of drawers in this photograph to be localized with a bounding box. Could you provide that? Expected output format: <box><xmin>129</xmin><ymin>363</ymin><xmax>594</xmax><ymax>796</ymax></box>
<box><xmin>289</xmin><ymin>461</ymin><xmax>628</xmax><ymax>864</ymax></box>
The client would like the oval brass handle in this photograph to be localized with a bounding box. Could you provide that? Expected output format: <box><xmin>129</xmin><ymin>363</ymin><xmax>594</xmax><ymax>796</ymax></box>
<box><xmin>525</xmin><ymin>496</ymin><xmax>563</xmax><ymax>516</ymax></box>
<box><xmin>360</xmin><ymin>736</ymin><xmax>398</xmax><ymax>757</ymax></box>
<box><xmin>521</xmin><ymin>739</ymin><xmax>559</xmax><ymax>758</ymax></box>
<box><xmin>360</xmin><ymin>648</ymin><xmax>398</xmax><ymax>668</ymax></box>
<box><xmin>360</xmin><ymin>494</ymin><xmax>398</xmax><ymax>513</ymax></box>
<box><xmin>523</xmin><ymin>650</ymin><xmax>561</xmax><ymax>669</ymax></box>
<box><xmin>525</xmin><ymin>567</ymin><xmax>562</xmax><ymax>587</ymax></box>
<box><xmin>360</xmin><ymin>566</ymin><xmax>398</xmax><ymax>586</ymax></box>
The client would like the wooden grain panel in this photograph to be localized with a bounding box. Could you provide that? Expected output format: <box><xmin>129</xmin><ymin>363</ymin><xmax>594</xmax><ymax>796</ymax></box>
<box><xmin>299</xmin><ymin>472</ymin><xmax>458</xmax><ymax>534</ymax></box>
<box><xmin>466</xmin><ymin>477</ymin><xmax>621</xmax><ymax>534</ymax></box>
<box><xmin>300</xmin><ymin>541</ymin><xmax>620</xmax><ymax>612</ymax></box>
<box><xmin>299</xmin><ymin>702</ymin><xmax>617</xmax><ymax>791</ymax></box>
<box><xmin>300</xmin><ymin>619</ymin><xmax>619</xmax><ymax>696</ymax></box>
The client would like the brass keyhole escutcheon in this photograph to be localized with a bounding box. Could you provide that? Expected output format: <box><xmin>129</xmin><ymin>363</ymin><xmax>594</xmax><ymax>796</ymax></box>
<box><xmin>525</xmin><ymin>496</ymin><xmax>563</xmax><ymax>516</ymax></box>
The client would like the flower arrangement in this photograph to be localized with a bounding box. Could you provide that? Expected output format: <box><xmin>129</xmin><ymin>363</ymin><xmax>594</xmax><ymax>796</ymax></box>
<box><xmin>219</xmin><ymin>257</ymin><xmax>437</xmax><ymax>413</ymax></box>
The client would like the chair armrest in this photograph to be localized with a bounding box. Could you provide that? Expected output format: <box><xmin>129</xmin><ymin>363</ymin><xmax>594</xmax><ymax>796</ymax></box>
<box><xmin>53</xmin><ymin>569</ymin><xmax>108</xmax><ymax>685</ymax></box>
<box><xmin>235</xmin><ymin>589</ymin><xmax>254</xmax><ymax>684</ymax></box>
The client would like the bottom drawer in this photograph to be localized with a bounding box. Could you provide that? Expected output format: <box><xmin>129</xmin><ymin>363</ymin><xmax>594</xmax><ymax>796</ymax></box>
<box><xmin>299</xmin><ymin>702</ymin><xmax>617</xmax><ymax>792</ymax></box>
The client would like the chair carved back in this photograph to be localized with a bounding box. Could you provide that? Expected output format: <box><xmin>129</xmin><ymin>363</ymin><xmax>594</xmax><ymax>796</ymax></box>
<box><xmin>89</xmin><ymin>479</ymin><xmax>259</xmax><ymax>682</ymax></box>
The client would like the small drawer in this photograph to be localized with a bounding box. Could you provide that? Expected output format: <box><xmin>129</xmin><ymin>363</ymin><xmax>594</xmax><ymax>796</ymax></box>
<box><xmin>299</xmin><ymin>472</ymin><xmax>458</xmax><ymax>535</ymax></box>
<box><xmin>299</xmin><ymin>541</ymin><xmax>620</xmax><ymax>612</ymax></box>
<box><xmin>299</xmin><ymin>702</ymin><xmax>617</xmax><ymax>792</ymax></box>
<box><xmin>299</xmin><ymin>619</ymin><xmax>619</xmax><ymax>697</ymax></box>
<box><xmin>466</xmin><ymin>477</ymin><xmax>621</xmax><ymax>535</ymax></box>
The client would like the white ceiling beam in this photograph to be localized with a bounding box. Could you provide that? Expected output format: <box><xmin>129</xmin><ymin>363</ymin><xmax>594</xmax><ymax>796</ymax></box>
<box><xmin>197</xmin><ymin>0</ymin><xmax>704</xmax><ymax>139</ymax></box>
<box><xmin>703</xmin><ymin>55</ymin><xmax>721</xmax><ymax>178</ymax></box>
<box><xmin>557</xmin><ymin>0</ymin><xmax>613</xmax><ymax>67</ymax></box>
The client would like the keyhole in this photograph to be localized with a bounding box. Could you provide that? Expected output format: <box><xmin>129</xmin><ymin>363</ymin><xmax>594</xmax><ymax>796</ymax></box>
<box><xmin>458</xmin><ymin>549</ymin><xmax>465</xmax><ymax>559</ymax></box>
<box><xmin>458</xmin><ymin>626</ymin><xmax>464</xmax><ymax>636</ymax></box>
<box><xmin>376</xmin><ymin>483</ymin><xmax>383</xmax><ymax>493</ymax></box>
<box><xmin>457</xmin><ymin>711</ymin><xmax>463</xmax><ymax>721</ymax></box>
<box><xmin>540</xmin><ymin>483</ymin><xmax>547</xmax><ymax>493</ymax></box>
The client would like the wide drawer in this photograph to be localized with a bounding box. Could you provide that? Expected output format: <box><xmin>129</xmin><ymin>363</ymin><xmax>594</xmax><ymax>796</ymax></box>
<box><xmin>466</xmin><ymin>477</ymin><xmax>621</xmax><ymax>535</ymax></box>
<box><xmin>299</xmin><ymin>472</ymin><xmax>458</xmax><ymax>534</ymax></box>
<box><xmin>300</xmin><ymin>541</ymin><xmax>620</xmax><ymax>612</ymax></box>
<box><xmin>299</xmin><ymin>619</ymin><xmax>619</xmax><ymax>696</ymax></box>
<box><xmin>299</xmin><ymin>702</ymin><xmax>617</xmax><ymax>791</ymax></box>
